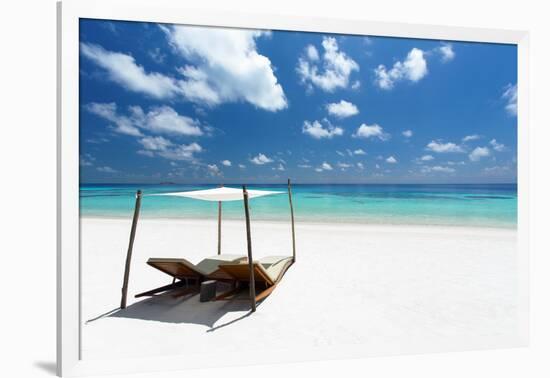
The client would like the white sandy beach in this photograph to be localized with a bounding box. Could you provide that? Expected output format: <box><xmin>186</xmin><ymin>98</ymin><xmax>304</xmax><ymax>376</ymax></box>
<box><xmin>81</xmin><ymin>217</ymin><xmax>521</xmax><ymax>361</ymax></box>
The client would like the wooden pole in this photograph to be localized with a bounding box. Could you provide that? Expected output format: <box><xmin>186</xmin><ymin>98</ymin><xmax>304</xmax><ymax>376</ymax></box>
<box><xmin>242</xmin><ymin>185</ymin><xmax>256</xmax><ymax>312</ymax></box>
<box><xmin>287</xmin><ymin>179</ymin><xmax>296</xmax><ymax>262</ymax></box>
<box><xmin>120</xmin><ymin>190</ymin><xmax>142</xmax><ymax>309</ymax></box>
<box><xmin>217</xmin><ymin>184</ymin><xmax>223</xmax><ymax>255</ymax></box>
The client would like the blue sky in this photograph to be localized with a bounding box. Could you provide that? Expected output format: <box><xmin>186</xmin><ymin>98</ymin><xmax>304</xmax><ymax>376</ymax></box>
<box><xmin>79</xmin><ymin>19</ymin><xmax>517</xmax><ymax>184</ymax></box>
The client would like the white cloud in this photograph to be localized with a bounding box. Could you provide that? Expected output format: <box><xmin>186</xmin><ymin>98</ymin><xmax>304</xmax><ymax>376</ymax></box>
<box><xmin>138</xmin><ymin>137</ymin><xmax>203</xmax><ymax>161</ymax></box>
<box><xmin>297</xmin><ymin>37</ymin><xmax>359</xmax><ymax>92</ymax></box>
<box><xmin>326</xmin><ymin>100</ymin><xmax>359</xmax><ymax>118</ymax></box>
<box><xmin>238</xmin><ymin>164</ymin><xmax>246</xmax><ymax>169</ymax></box>
<box><xmin>420</xmin><ymin>154</ymin><xmax>434</xmax><ymax>161</ymax></box>
<box><xmin>85</xmin><ymin>102</ymin><xmax>142</xmax><ymax>136</ymax></box>
<box><xmin>446</xmin><ymin>161</ymin><xmax>465</xmax><ymax>166</ymax></box>
<box><xmin>306</xmin><ymin>45</ymin><xmax>319</xmax><ymax>61</ymax></box>
<box><xmin>357</xmin><ymin>162</ymin><xmax>364</xmax><ymax>169</ymax></box>
<box><xmin>402</xmin><ymin>129</ymin><xmax>413</xmax><ymax>138</ymax></box>
<box><xmin>337</xmin><ymin>162</ymin><xmax>353</xmax><ymax>169</ymax></box>
<box><xmin>80</xmin><ymin>43</ymin><xmax>181</xmax><ymax>99</ymax></box>
<box><xmin>221</xmin><ymin>160</ymin><xmax>232</xmax><ymax>167</ymax></box>
<box><xmin>161</xmin><ymin>25</ymin><xmax>287</xmax><ymax>111</ymax></box>
<box><xmin>462</xmin><ymin>134</ymin><xmax>481</xmax><ymax>142</ymax></box>
<box><xmin>302</xmin><ymin>120</ymin><xmax>344</xmax><ymax>139</ymax></box>
<box><xmin>86</xmin><ymin>102</ymin><xmax>203</xmax><ymax>137</ymax></box>
<box><xmin>502</xmin><ymin>83</ymin><xmax>517</xmax><ymax>116</ymax></box>
<box><xmin>351</xmin><ymin>80</ymin><xmax>361</xmax><ymax>90</ymax></box>
<box><xmin>273</xmin><ymin>163</ymin><xmax>285</xmax><ymax>171</ymax></box>
<box><xmin>438</xmin><ymin>43</ymin><xmax>455</xmax><ymax>62</ymax></box>
<box><xmin>469</xmin><ymin>146</ymin><xmax>491</xmax><ymax>161</ymax></box>
<box><xmin>315</xmin><ymin>162</ymin><xmax>333</xmax><ymax>172</ymax></box>
<box><xmin>374</xmin><ymin>48</ymin><xmax>428</xmax><ymax>90</ymax></box>
<box><xmin>138</xmin><ymin>136</ymin><xmax>172</xmax><ymax>151</ymax></box>
<box><xmin>386</xmin><ymin>156</ymin><xmax>397</xmax><ymax>164</ymax></box>
<box><xmin>353</xmin><ymin>149</ymin><xmax>366</xmax><ymax>155</ymax></box>
<box><xmin>207</xmin><ymin>164</ymin><xmax>221</xmax><ymax>176</ymax></box>
<box><xmin>353</xmin><ymin>123</ymin><xmax>390</xmax><ymax>141</ymax></box>
<box><xmin>79</xmin><ymin>153</ymin><xmax>95</xmax><ymax>167</ymax></box>
<box><xmin>130</xmin><ymin>105</ymin><xmax>202</xmax><ymax>136</ymax></box>
<box><xmin>426</xmin><ymin>140</ymin><xmax>465</xmax><ymax>153</ymax></box>
<box><xmin>422</xmin><ymin>165</ymin><xmax>456</xmax><ymax>173</ymax></box>
<box><xmin>96</xmin><ymin>166</ymin><xmax>117</xmax><ymax>173</ymax></box>
<box><xmin>298</xmin><ymin>164</ymin><xmax>312</xmax><ymax>168</ymax></box>
<box><xmin>82</xmin><ymin>27</ymin><xmax>287</xmax><ymax>112</ymax></box>
<box><xmin>149</xmin><ymin>47</ymin><xmax>166</xmax><ymax>64</ymax></box>
<box><xmin>484</xmin><ymin>166</ymin><xmax>511</xmax><ymax>174</ymax></box>
<box><xmin>490</xmin><ymin>139</ymin><xmax>506</xmax><ymax>152</ymax></box>
<box><xmin>250</xmin><ymin>153</ymin><xmax>274</xmax><ymax>165</ymax></box>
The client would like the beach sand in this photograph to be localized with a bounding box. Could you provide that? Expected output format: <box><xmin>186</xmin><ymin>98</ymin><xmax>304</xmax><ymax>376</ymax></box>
<box><xmin>81</xmin><ymin>217</ymin><xmax>521</xmax><ymax>361</ymax></box>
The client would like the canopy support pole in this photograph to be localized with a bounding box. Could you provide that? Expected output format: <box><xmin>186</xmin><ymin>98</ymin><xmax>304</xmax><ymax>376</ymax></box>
<box><xmin>217</xmin><ymin>201</ymin><xmax>222</xmax><ymax>255</ymax></box>
<box><xmin>120</xmin><ymin>190</ymin><xmax>142</xmax><ymax>309</ymax></box>
<box><xmin>242</xmin><ymin>185</ymin><xmax>256</xmax><ymax>312</ymax></box>
<box><xmin>288</xmin><ymin>179</ymin><xmax>296</xmax><ymax>262</ymax></box>
<box><xmin>217</xmin><ymin>184</ymin><xmax>223</xmax><ymax>255</ymax></box>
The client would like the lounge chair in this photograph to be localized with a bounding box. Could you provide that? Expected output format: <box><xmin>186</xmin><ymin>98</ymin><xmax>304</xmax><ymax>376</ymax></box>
<box><xmin>215</xmin><ymin>256</ymin><xmax>294</xmax><ymax>302</ymax></box>
<box><xmin>134</xmin><ymin>254</ymin><xmax>246</xmax><ymax>298</ymax></box>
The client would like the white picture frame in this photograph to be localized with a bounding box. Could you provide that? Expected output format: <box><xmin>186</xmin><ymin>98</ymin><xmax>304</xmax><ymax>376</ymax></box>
<box><xmin>57</xmin><ymin>0</ymin><xmax>530</xmax><ymax>376</ymax></box>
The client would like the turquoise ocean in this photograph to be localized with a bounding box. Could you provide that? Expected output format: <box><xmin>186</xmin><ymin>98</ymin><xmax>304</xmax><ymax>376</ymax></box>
<box><xmin>80</xmin><ymin>183</ymin><xmax>517</xmax><ymax>228</ymax></box>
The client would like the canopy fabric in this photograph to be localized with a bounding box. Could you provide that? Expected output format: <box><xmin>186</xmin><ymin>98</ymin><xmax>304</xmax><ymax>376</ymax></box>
<box><xmin>152</xmin><ymin>186</ymin><xmax>284</xmax><ymax>202</ymax></box>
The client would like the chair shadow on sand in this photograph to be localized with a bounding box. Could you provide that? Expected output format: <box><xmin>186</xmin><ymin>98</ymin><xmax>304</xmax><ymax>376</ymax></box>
<box><xmin>104</xmin><ymin>290</ymin><xmax>258</xmax><ymax>331</ymax></box>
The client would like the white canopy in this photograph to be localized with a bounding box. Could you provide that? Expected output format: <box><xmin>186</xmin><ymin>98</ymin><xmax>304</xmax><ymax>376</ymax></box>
<box><xmin>152</xmin><ymin>186</ymin><xmax>284</xmax><ymax>202</ymax></box>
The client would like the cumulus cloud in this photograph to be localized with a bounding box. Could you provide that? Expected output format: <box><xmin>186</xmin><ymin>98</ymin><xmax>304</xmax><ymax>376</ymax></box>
<box><xmin>273</xmin><ymin>163</ymin><xmax>285</xmax><ymax>171</ymax></box>
<box><xmin>302</xmin><ymin>120</ymin><xmax>344</xmax><ymax>139</ymax></box>
<box><xmin>161</xmin><ymin>25</ymin><xmax>287</xmax><ymax>111</ymax></box>
<box><xmin>422</xmin><ymin>165</ymin><xmax>456</xmax><ymax>173</ymax></box>
<box><xmin>306</xmin><ymin>45</ymin><xmax>319</xmax><ymax>61</ymax></box>
<box><xmin>374</xmin><ymin>48</ymin><xmax>428</xmax><ymax>90</ymax></box>
<box><xmin>502</xmin><ymin>83</ymin><xmax>517</xmax><ymax>116</ymax></box>
<box><xmin>437</xmin><ymin>43</ymin><xmax>455</xmax><ymax>62</ymax></box>
<box><xmin>250</xmin><ymin>153</ymin><xmax>273</xmax><ymax>165</ymax></box>
<box><xmin>315</xmin><ymin>162</ymin><xmax>333</xmax><ymax>172</ymax></box>
<box><xmin>402</xmin><ymin>130</ymin><xmax>413</xmax><ymax>138</ymax></box>
<box><xmin>469</xmin><ymin>146</ymin><xmax>491</xmax><ymax>161</ymax></box>
<box><xmin>426</xmin><ymin>140</ymin><xmax>465</xmax><ymax>153</ymax></box>
<box><xmin>221</xmin><ymin>160</ymin><xmax>232</xmax><ymax>167</ymax></box>
<box><xmin>326</xmin><ymin>100</ymin><xmax>359</xmax><ymax>118</ymax></box>
<box><xmin>297</xmin><ymin>37</ymin><xmax>359</xmax><ymax>92</ymax></box>
<box><xmin>353</xmin><ymin>149</ymin><xmax>366</xmax><ymax>155</ymax></box>
<box><xmin>129</xmin><ymin>105</ymin><xmax>203</xmax><ymax>136</ymax></box>
<box><xmin>484</xmin><ymin>166</ymin><xmax>511</xmax><ymax>174</ymax></box>
<box><xmin>420</xmin><ymin>154</ymin><xmax>434</xmax><ymax>161</ymax></box>
<box><xmin>80</xmin><ymin>43</ymin><xmax>181</xmax><ymax>99</ymax></box>
<box><xmin>85</xmin><ymin>102</ymin><xmax>142</xmax><ymax>136</ymax></box>
<box><xmin>207</xmin><ymin>164</ymin><xmax>221</xmax><ymax>176</ymax></box>
<box><xmin>462</xmin><ymin>134</ymin><xmax>481</xmax><ymax>142</ymax></box>
<box><xmin>82</xmin><ymin>26</ymin><xmax>287</xmax><ymax>111</ymax></box>
<box><xmin>86</xmin><ymin>102</ymin><xmax>203</xmax><ymax>137</ymax></box>
<box><xmin>80</xmin><ymin>153</ymin><xmax>95</xmax><ymax>167</ymax></box>
<box><xmin>137</xmin><ymin>136</ymin><xmax>202</xmax><ymax>161</ymax></box>
<box><xmin>386</xmin><ymin>156</ymin><xmax>397</xmax><ymax>164</ymax></box>
<box><xmin>489</xmin><ymin>139</ymin><xmax>506</xmax><ymax>152</ymax></box>
<box><xmin>356</xmin><ymin>162</ymin><xmax>364</xmax><ymax>169</ymax></box>
<box><xmin>96</xmin><ymin>166</ymin><xmax>117</xmax><ymax>173</ymax></box>
<box><xmin>353</xmin><ymin>123</ymin><xmax>390</xmax><ymax>141</ymax></box>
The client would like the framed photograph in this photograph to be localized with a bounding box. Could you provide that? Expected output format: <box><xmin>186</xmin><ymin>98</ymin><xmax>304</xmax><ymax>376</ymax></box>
<box><xmin>57</xmin><ymin>0</ymin><xmax>529</xmax><ymax>376</ymax></box>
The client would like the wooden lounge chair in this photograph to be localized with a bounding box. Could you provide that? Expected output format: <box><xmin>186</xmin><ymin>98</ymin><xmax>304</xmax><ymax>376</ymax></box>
<box><xmin>215</xmin><ymin>256</ymin><xmax>294</xmax><ymax>302</ymax></box>
<box><xmin>134</xmin><ymin>254</ymin><xmax>246</xmax><ymax>298</ymax></box>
